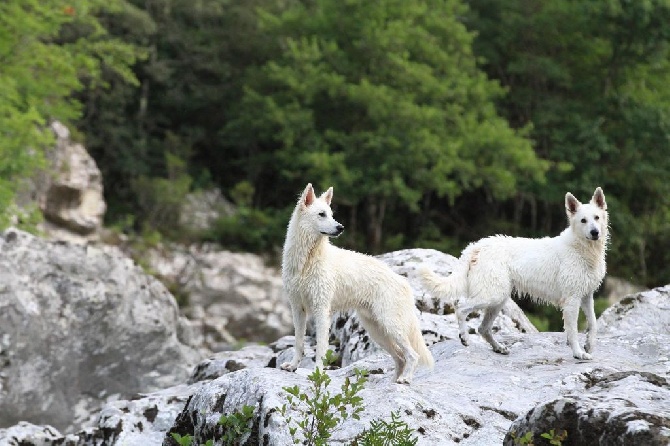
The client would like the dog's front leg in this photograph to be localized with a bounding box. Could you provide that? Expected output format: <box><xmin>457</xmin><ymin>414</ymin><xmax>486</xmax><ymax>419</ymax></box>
<box><xmin>312</xmin><ymin>305</ymin><xmax>332</xmax><ymax>368</ymax></box>
<box><xmin>563</xmin><ymin>300</ymin><xmax>591</xmax><ymax>360</ymax></box>
<box><xmin>581</xmin><ymin>293</ymin><xmax>597</xmax><ymax>354</ymax></box>
<box><xmin>281</xmin><ymin>304</ymin><xmax>307</xmax><ymax>372</ymax></box>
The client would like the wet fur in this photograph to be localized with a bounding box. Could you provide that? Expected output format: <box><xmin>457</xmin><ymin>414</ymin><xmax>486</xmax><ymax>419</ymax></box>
<box><xmin>420</xmin><ymin>188</ymin><xmax>608</xmax><ymax>359</ymax></box>
<box><xmin>281</xmin><ymin>184</ymin><xmax>434</xmax><ymax>383</ymax></box>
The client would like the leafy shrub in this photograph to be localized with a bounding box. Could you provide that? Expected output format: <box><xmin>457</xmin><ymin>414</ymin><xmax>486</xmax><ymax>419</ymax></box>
<box><xmin>171</xmin><ymin>405</ymin><xmax>255</xmax><ymax>446</ymax></box>
<box><xmin>281</xmin><ymin>366</ymin><xmax>368</xmax><ymax>445</ymax></box>
<box><xmin>351</xmin><ymin>412</ymin><xmax>418</xmax><ymax>446</ymax></box>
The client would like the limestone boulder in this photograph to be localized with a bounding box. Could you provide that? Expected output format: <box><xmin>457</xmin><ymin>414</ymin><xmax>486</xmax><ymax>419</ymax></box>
<box><xmin>146</xmin><ymin>244</ymin><xmax>292</xmax><ymax>349</ymax></box>
<box><xmin>601</xmin><ymin>276</ymin><xmax>647</xmax><ymax>305</ymax></box>
<box><xmin>164</xmin><ymin>283</ymin><xmax>669</xmax><ymax>446</ymax></box>
<box><xmin>504</xmin><ymin>371</ymin><xmax>670</xmax><ymax>445</ymax></box>
<box><xmin>18</xmin><ymin>121</ymin><xmax>107</xmax><ymax>243</ymax></box>
<box><xmin>0</xmin><ymin>229</ymin><xmax>201</xmax><ymax>433</ymax></box>
<box><xmin>1</xmin><ymin>250</ymin><xmax>668</xmax><ymax>446</ymax></box>
<box><xmin>179</xmin><ymin>188</ymin><xmax>235</xmax><ymax>233</ymax></box>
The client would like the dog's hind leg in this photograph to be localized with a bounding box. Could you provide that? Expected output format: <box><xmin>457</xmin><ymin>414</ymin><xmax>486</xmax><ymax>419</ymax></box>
<box><xmin>581</xmin><ymin>293</ymin><xmax>597</xmax><ymax>354</ymax></box>
<box><xmin>478</xmin><ymin>303</ymin><xmax>508</xmax><ymax>354</ymax></box>
<box><xmin>454</xmin><ymin>300</ymin><xmax>472</xmax><ymax>347</ymax></box>
<box><xmin>563</xmin><ymin>299</ymin><xmax>592</xmax><ymax>360</ymax></box>
<box><xmin>359</xmin><ymin>315</ymin><xmax>415</xmax><ymax>383</ymax></box>
<box><xmin>394</xmin><ymin>338</ymin><xmax>419</xmax><ymax>384</ymax></box>
<box><xmin>281</xmin><ymin>304</ymin><xmax>307</xmax><ymax>372</ymax></box>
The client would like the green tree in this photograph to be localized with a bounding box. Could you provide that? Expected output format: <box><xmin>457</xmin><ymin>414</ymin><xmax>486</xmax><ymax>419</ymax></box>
<box><xmin>79</xmin><ymin>0</ymin><xmax>279</xmax><ymax>222</ymax></box>
<box><xmin>0</xmin><ymin>0</ymin><xmax>140</xmax><ymax>227</ymax></box>
<box><xmin>224</xmin><ymin>0</ymin><xmax>547</xmax><ymax>251</ymax></box>
<box><xmin>468</xmin><ymin>0</ymin><xmax>670</xmax><ymax>286</ymax></box>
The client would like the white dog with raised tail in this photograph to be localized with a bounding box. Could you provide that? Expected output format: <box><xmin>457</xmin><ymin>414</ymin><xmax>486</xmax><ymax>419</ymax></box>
<box><xmin>281</xmin><ymin>183</ymin><xmax>434</xmax><ymax>383</ymax></box>
<box><xmin>420</xmin><ymin>187</ymin><xmax>608</xmax><ymax>360</ymax></box>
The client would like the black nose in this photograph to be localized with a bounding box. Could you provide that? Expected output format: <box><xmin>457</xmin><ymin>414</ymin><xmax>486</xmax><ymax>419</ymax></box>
<box><xmin>336</xmin><ymin>224</ymin><xmax>344</xmax><ymax>233</ymax></box>
<box><xmin>590</xmin><ymin>229</ymin><xmax>599</xmax><ymax>238</ymax></box>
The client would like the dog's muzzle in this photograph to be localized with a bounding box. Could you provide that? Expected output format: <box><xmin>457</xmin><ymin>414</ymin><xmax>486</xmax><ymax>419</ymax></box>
<box><xmin>589</xmin><ymin>229</ymin><xmax>600</xmax><ymax>240</ymax></box>
<box><xmin>321</xmin><ymin>224</ymin><xmax>344</xmax><ymax>237</ymax></box>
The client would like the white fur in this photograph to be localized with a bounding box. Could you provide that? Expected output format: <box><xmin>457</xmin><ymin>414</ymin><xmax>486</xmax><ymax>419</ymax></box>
<box><xmin>281</xmin><ymin>183</ymin><xmax>434</xmax><ymax>383</ymax></box>
<box><xmin>420</xmin><ymin>188</ymin><xmax>608</xmax><ymax>360</ymax></box>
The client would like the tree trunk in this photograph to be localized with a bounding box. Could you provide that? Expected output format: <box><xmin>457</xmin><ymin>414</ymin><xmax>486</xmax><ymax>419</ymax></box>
<box><xmin>365</xmin><ymin>197</ymin><xmax>386</xmax><ymax>253</ymax></box>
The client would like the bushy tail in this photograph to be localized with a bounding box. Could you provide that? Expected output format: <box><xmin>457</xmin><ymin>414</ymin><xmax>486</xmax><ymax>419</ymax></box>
<box><xmin>417</xmin><ymin>265</ymin><xmax>467</xmax><ymax>306</ymax></box>
<box><xmin>411</xmin><ymin>328</ymin><xmax>434</xmax><ymax>369</ymax></box>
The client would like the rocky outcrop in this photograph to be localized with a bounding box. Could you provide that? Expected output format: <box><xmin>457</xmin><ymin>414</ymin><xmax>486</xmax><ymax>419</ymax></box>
<box><xmin>0</xmin><ymin>247</ymin><xmax>668</xmax><ymax>446</ymax></box>
<box><xmin>16</xmin><ymin>121</ymin><xmax>107</xmax><ymax>243</ymax></box>
<box><xmin>179</xmin><ymin>188</ymin><xmax>235</xmax><ymax>233</ymax></box>
<box><xmin>0</xmin><ymin>229</ymin><xmax>201</xmax><ymax>433</ymax></box>
<box><xmin>504</xmin><ymin>371</ymin><xmax>670</xmax><ymax>445</ymax></box>
<box><xmin>145</xmin><ymin>244</ymin><xmax>292</xmax><ymax>349</ymax></box>
<box><xmin>601</xmin><ymin>276</ymin><xmax>647</xmax><ymax>305</ymax></box>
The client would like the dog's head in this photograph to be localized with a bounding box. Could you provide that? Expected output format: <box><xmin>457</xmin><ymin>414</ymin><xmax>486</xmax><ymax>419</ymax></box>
<box><xmin>297</xmin><ymin>183</ymin><xmax>344</xmax><ymax>237</ymax></box>
<box><xmin>565</xmin><ymin>187</ymin><xmax>608</xmax><ymax>242</ymax></box>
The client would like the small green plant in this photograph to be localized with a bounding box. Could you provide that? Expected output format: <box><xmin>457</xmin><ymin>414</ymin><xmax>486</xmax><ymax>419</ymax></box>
<box><xmin>322</xmin><ymin>349</ymin><xmax>341</xmax><ymax>368</ymax></box>
<box><xmin>510</xmin><ymin>428</ymin><xmax>567</xmax><ymax>446</ymax></box>
<box><xmin>170</xmin><ymin>405</ymin><xmax>255</xmax><ymax>446</ymax></box>
<box><xmin>171</xmin><ymin>433</ymin><xmax>198</xmax><ymax>446</ymax></box>
<box><xmin>511</xmin><ymin>430</ymin><xmax>535</xmax><ymax>446</ymax></box>
<box><xmin>540</xmin><ymin>429</ymin><xmax>567</xmax><ymax>445</ymax></box>
<box><xmin>219</xmin><ymin>405</ymin><xmax>255</xmax><ymax>445</ymax></box>
<box><xmin>280</xmin><ymin>366</ymin><xmax>368</xmax><ymax>445</ymax></box>
<box><xmin>351</xmin><ymin>411</ymin><xmax>419</xmax><ymax>446</ymax></box>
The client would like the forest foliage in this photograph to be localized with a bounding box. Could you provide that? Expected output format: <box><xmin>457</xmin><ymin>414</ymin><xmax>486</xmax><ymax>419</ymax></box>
<box><xmin>3</xmin><ymin>0</ymin><xmax>670</xmax><ymax>295</ymax></box>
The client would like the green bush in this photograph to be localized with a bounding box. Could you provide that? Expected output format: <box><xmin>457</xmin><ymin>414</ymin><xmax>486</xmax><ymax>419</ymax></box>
<box><xmin>281</xmin><ymin>367</ymin><xmax>368</xmax><ymax>445</ymax></box>
<box><xmin>351</xmin><ymin>412</ymin><xmax>418</xmax><ymax>446</ymax></box>
<box><xmin>171</xmin><ymin>405</ymin><xmax>255</xmax><ymax>446</ymax></box>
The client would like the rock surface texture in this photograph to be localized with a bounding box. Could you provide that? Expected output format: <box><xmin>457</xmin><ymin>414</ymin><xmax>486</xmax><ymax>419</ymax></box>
<box><xmin>146</xmin><ymin>244</ymin><xmax>292</xmax><ymax>348</ymax></box>
<box><xmin>0</xmin><ymin>229</ymin><xmax>200</xmax><ymax>433</ymax></box>
<box><xmin>17</xmin><ymin>121</ymin><xmax>107</xmax><ymax>243</ymax></box>
<box><xmin>0</xmin><ymin>246</ymin><xmax>667</xmax><ymax>446</ymax></box>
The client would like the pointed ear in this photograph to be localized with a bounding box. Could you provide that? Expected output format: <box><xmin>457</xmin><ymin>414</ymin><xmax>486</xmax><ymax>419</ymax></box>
<box><xmin>320</xmin><ymin>187</ymin><xmax>334</xmax><ymax>205</ymax></box>
<box><xmin>300</xmin><ymin>183</ymin><xmax>316</xmax><ymax>207</ymax></box>
<box><xmin>591</xmin><ymin>187</ymin><xmax>607</xmax><ymax>210</ymax></box>
<box><xmin>565</xmin><ymin>192</ymin><xmax>581</xmax><ymax>215</ymax></box>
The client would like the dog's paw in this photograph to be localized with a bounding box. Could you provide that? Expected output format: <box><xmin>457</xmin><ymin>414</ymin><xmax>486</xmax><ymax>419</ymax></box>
<box><xmin>493</xmin><ymin>345</ymin><xmax>510</xmax><ymax>355</ymax></box>
<box><xmin>573</xmin><ymin>351</ymin><xmax>592</xmax><ymax>360</ymax></box>
<box><xmin>459</xmin><ymin>334</ymin><xmax>470</xmax><ymax>347</ymax></box>
<box><xmin>280</xmin><ymin>362</ymin><xmax>298</xmax><ymax>372</ymax></box>
<box><xmin>395</xmin><ymin>377</ymin><xmax>411</xmax><ymax>385</ymax></box>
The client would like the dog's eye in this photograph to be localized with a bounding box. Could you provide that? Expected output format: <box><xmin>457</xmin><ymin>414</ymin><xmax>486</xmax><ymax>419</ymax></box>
<box><xmin>581</xmin><ymin>218</ymin><xmax>587</xmax><ymax>223</ymax></box>
<box><xmin>594</xmin><ymin>216</ymin><xmax>599</xmax><ymax>220</ymax></box>
<box><xmin>318</xmin><ymin>212</ymin><xmax>326</xmax><ymax>217</ymax></box>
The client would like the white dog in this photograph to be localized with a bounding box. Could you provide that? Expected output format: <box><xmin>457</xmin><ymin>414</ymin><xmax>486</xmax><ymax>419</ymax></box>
<box><xmin>281</xmin><ymin>183</ymin><xmax>434</xmax><ymax>383</ymax></box>
<box><xmin>420</xmin><ymin>188</ymin><xmax>608</xmax><ymax>359</ymax></box>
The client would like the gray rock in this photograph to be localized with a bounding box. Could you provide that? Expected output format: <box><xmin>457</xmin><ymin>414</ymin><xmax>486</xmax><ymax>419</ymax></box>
<box><xmin>598</xmin><ymin>285</ymin><xmax>670</xmax><ymax>336</ymax></box>
<box><xmin>0</xmin><ymin>229</ymin><xmax>201</xmax><ymax>432</ymax></box>
<box><xmin>164</xmin><ymin>283</ymin><xmax>669</xmax><ymax>446</ymax></box>
<box><xmin>601</xmin><ymin>276</ymin><xmax>647</xmax><ymax>306</ymax></box>
<box><xmin>1</xmin><ymin>249</ymin><xmax>668</xmax><ymax>446</ymax></box>
<box><xmin>72</xmin><ymin>383</ymin><xmax>205</xmax><ymax>446</ymax></box>
<box><xmin>146</xmin><ymin>244</ymin><xmax>292</xmax><ymax>348</ymax></box>
<box><xmin>188</xmin><ymin>345</ymin><xmax>276</xmax><ymax>383</ymax></box>
<box><xmin>179</xmin><ymin>188</ymin><xmax>235</xmax><ymax>233</ymax></box>
<box><xmin>0</xmin><ymin>422</ymin><xmax>64</xmax><ymax>446</ymax></box>
<box><xmin>16</xmin><ymin>121</ymin><xmax>107</xmax><ymax>243</ymax></box>
<box><xmin>504</xmin><ymin>371</ymin><xmax>670</xmax><ymax>446</ymax></box>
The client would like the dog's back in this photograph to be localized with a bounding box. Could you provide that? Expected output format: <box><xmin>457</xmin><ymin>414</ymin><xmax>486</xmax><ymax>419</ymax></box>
<box><xmin>465</xmin><ymin>231</ymin><xmax>605</xmax><ymax>306</ymax></box>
